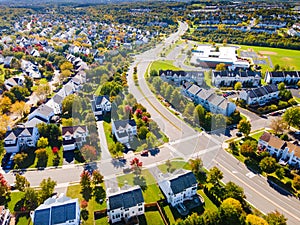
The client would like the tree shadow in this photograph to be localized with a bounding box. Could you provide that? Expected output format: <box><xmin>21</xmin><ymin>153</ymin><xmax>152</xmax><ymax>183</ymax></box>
<box><xmin>133</xmin><ymin>176</ymin><xmax>147</xmax><ymax>191</ymax></box>
<box><xmin>14</xmin><ymin>198</ymin><xmax>25</xmax><ymax>212</ymax></box>
<box><xmin>94</xmin><ymin>186</ymin><xmax>106</xmax><ymax>203</ymax></box>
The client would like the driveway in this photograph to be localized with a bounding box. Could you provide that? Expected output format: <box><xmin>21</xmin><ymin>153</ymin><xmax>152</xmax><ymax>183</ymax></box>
<box><xmin>96</xmin><ymin>121</ymin><xmax>112</xmax><ymax>161</ymax></box>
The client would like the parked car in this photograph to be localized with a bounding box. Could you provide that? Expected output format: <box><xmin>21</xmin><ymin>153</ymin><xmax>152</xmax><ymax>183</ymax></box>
<box><xmin>236</xmin><ymin>132</ymin><xmax>243</xmax><ymax>137</ymax></box>
<box><xmin>141</xmin><ymin>150</ymin><xmax>149</xmax><ymax>156</ymax></box>
<box><xmin>123</xmin><ymin>165</ymin><xmax>131</xmax><ymax>173</ymax></box>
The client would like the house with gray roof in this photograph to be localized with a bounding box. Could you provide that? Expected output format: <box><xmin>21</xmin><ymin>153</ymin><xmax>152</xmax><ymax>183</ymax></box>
<box><xmin>239</xmin><ymin>84</ymin><xmax>279</xmax><ymax>105</ymax></box>
<box><xmin>265</xmin><ymin>71</ymin><xmax>300</xmax><ymax>85</ymax></box>
<box><xmin>4</xmin><ymin>126</ymin><xmax>39</xmax><ymax>153</ymax></box>
<box><xmin>106</xmin><ymin>186</ymin><xmax>144</xmax><ymax>224</ymax></box>
<box><xmin>4</xmin><ymin>75</ymin><xmax>25</xmax><ymax>91</ymax></box>
<box><xmin>31</xmin><ymin>194</ymin><xmax>80</xmax><ymax>225</ymax></box>
<box><xmin>111</xmin><ymin>119</ymin><xmax>137</xmax><ymax>146</ymax></box>
<box><xmin>62</xmin><ymin>126</ymin><xmax>88</xmax><ymax>151</ymax></box>
<box><xmin>159</xmin><ymin>70</ymin><xmax>204</xmax><ymax>86</ymax></box>
<box><xmin>91</xmin><ymin>95</ymin><xmax>111</xmax><ymax>121</ymax></box>
<box><xmin>183</xmin><ymin>83</ymin><xmax>236</xmax><ymax>116</ymax></box>
<box><xmin>27</xmin><ymin>104</ymin><xmax>54</xmax><ymax>124</ymax></box>
<box><xmin>158</xmin><ymin>170</ymin><xmax>198</xmax><ymax>207</ymax></box>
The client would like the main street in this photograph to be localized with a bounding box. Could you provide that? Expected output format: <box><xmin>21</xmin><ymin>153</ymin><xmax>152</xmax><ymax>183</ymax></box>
<box><xmin>2</xmin><ymin>21</ymin><xmax>300</xmax><ymax>225</ymax></box>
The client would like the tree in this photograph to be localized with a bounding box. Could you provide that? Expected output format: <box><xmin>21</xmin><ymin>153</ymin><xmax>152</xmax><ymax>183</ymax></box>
<box><xmin>275</xmin><ymin>167</ymin><xmax>285</xmax><ymax>180</ymax></box>
<box><xmin>35</xmin><ymin>148</ymin><xmax>48</xmax><ymax>167</ymax></box>
<box><xmin>0</xmin><ymin>114</ymin><xmax>11</xmax><ymax>138</ymax></box>
<box><xmin>273</xmin><ymin>64</ymin><xmax>280</xmax><ymax>71</ymax></box>
<box><xmin>92</xmin><ymin>170</ymin><xmax>104</xmax><ymax>185</ymax></box>
<box><xmin>81</xmin><ymin>145</ymin><xmax>97</xmax><ymax>162</ymax></box>
<box><xmin>130</xmin><ymin>158</ymin><xmax>143</xmax><ymax>177</ymax></box>
<box><xmin>60</xmin><ymin>61</ymin><xmax>73</xmax><ymax>71</ymax></box>
<box><xmin>234</xmin><ymin>82</ymin><xmax>242</xmax><ymax>90</ymax></box>
<box><xmin>37</xmin><ymin>123</ymin><xmax>61</xmax><ymax>146</ymax></box>
<box><xmin>240</xmin><ymin>140</ymin><xmax>257</xmax><ymax>158</ymax></box>
<box><xmin>193</xmin><ymin>105</ymin><xmax>206</xmax><ymax>126</ymax></box>
<box><xmin>150</xmin><ymin>69</ymin><xmax>158</xmax><ymax>77</ymax></box>
<box><xmin>166</xmin><ymin>160</ymin><xmax>173</xmax><ymax>173</ymax></box>
<box><xmin>264</xmin><ymin>210</ymin><xmax>287</xmax><ymax>225</ymax></box>
<box><xmin>170</xmin><ymin>89</ymin><xmax>182</xmax><ymax>108</ymax></box>
<box><xmin>297</xmin><ymin>80</ymin><xmax>300</xmax><ymax>89</ymax></box>
<box><xmin>220</xmin><ymin>198</ymin><xmax>244</xmax><ymax>225</ymax></box>
<box><xmin>80</xmin><ymin>171</ymin><xmax>92</xmax><ymax>201</ymax></box>
<box><xmin>207</xmin><ymin>166</ymin><xmax>223</xmax><ymax>185</ymax></box>
<box><xmin>293</xmin><ymin>175</ymin><xmax>300</xmax><ymax>190</ymax></box>
<box><xmin>10</xmin><ymin>86</ymin><xmax>30</xmax><ymax>101</ymax></box>
<box><xmin>0</xmin><ymin>96</ymin><xmax>12</xmax><ymax>114</ymax></box>
<box><xmin>37</xmin><ymin>137</ymin><xmax>49</xmax><ymax>148</ymax></box>
<box><xmin>13</xmin><ymin>153</ymin><xmax>28</xmax><ymax>169</ymax></box>
<box><xmin>34</xmin><ymin>80</ymin><xmax>51</xmax><ymax>101</ymax></box>
<box><xmin>39</xmin><ymin>178</ymin><xmax>57</xmax><ymax>203</ymax></box>
<box><xmin>138</xmin><ymin>126</ymin><xmax>149</xmax><ymax>140</ymax></box>
<box><xmin>237</xmin><ymin>119</ymin><xmax>251</xmax><ymax>136</ymax></box>
<box><xmin>189</xmin><ymin>157</ymin><xmax>203</xmax><ymax>176</ymax></box>
<box><xmin>216</xmin><ymin>63</ymin><xmax>226</xmax><ymax>71</ymax></box>
<box><xmin>11</xmin><ymin>101</ymin><xmax>29</xmax><ymax>118</ymax></box>
<box><xmin>24</xmin><ymin>187</ymin><xmax>39</xmax><ymax>210</ymax></box>
<box><xmin>15</xmin><ymin>174</ymin><xmax>30</xmax><ymax>192</ymax></box>
<box><xmin>146</xmin><ymin>132</ymin><xmax>156</xmax><ymax>148</ymax></box>
<box><xmin>277</xmin><ymin>82</ymin><xmax>285</xmax><ymax>91</ymax></box>
<box><xmin>246</xmin><ymin>214</ymin><xmax>268</xmax><ymax>225</ymax></box>
<box><xmin>183</xmin><ymin>102</ymin><xmax>195</xmax><ymax>121</ymax></box>
<box><xmin>259</xmin><ymin>156</ymin><xmax>277</xmax><ymax>174</ymax></box>
<box><xmin>223</xmin><ymin>181</ymin><xmax>245</xmax><ymax>204</ymax></box>
<box><xmin>282</xmin><ymin>107</ymin><xmax>300</xmax><ymax>129</ymax></box>
<box><xmin>0</xmin><ymin>173</ymin><xmax>10</xmax><ymax>198</ymax></box>
<box><xmin>270</xmin><ymin>117</ymin><xmax>288</xmax><ymax>135</ymax></box>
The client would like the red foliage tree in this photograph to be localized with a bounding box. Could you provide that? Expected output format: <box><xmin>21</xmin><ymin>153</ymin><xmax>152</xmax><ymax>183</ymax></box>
<box><xmin>130</xmin><ymin>158</ymin><xmax>143</xmax><ymax>176</ymax></box>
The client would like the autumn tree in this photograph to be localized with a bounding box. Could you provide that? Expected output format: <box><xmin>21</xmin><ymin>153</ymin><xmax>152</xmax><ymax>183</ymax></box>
<box><xmin>15</xmin><ymin>174</ymin><xmax>30</xmax><ymax>192</ymax></box>
<box><xmin>219</xmin><ymin>198</ymin><xmax>244</xmax><ymax>225</ymax></box>
<box><xmin>237</xmin><ymin>119</ymin><xmax>251</xmax><ymax>136</ymax></box>
<box><xmin>259</xmin><ymin>156</ymin><xmax>277</xmax><ymax>174</ymax></box>
<box><xmin>0</xmin><ymin>173</ymin><xmax>10</xmax><ymax>199</ymax></box>
<box><xmin>270</xmin><ymin>117</ymin><xmax>288</xmax><ymax>135</ymax></box>
<box><xmin>37</xmin><ymin>137</ymin><xmax>49</xmax><ymax>148</ymax></box>
<box><xmin>0</xmin><ymin>96</ymin><xmax>12</xmax><ymax>114</ymax></box>
<box><xmin>81</xmin><ymin>145</ymin><xmax>97</xmax><ymax>162</ymax></box>
<box><xmin>207</xmin><ymin>166</ymin><xmax>223</xmax><ymax>185</ymax></box>
<box><xmin>92</xmin><ymin>170</ymin><xmax>104</xmax><ymax>185</ymax></box>
<box><xmin>0</xmin><ymin>114</ymin><xmax>11</xmax><ymax>138</ymax></box>
<box><xmin>246</xmin><ymin>214</ymin><xmax>268</xmax><ymax>225</ymax></box>
<box><xmin>234</xmin><ymin>82</ymin><xmax>242</xmax><ymax>90</ymax></box>
<box><xmin>80</xmin><ymin>171</ymin><xmax>92</xmax><ymax>201</ymax></box>
<box><xmin>293</xmin><ymin>175</ymin><xmax>300</xmax><ymax>190</ymax></box>
<box><xmin>216</xmin><ymin>63</ymin><xmax>226</xmax><ymax>71</ymax></box>
<box><xmin>35</xmin><ymin>148</ymin><xmax>48</xmax><ymax>168</ymax></box>
<box><xmin>11</xmin><ymin>101</ymin><xmax>29</xmax><ymax>118</ymax></box>
<box><xmin>240</xmin><ymin>140</ymin><xmax>257</xmax><ymax>158</ymax></box>
<box><xmin>130</xmin><ymin>158</ymin><xmax>143</xmax><ymax>177</ymax></box>
<box><xmin>13</xmin><ymin>152</ymin><xmax>28</xmax><ymax>169</ymax></box>
<box><xmin>264</xmin><ymin>210</ymin><xmax>287</xmax><ymax>225</ymax></box>
<box><xmin>282</xmin><ymin>107</ymin><xmax>300</xmax><ymax>129</ymax></box>
<box><xmin>189</xmin><ymin>157</ymin><xmax>203</xmax><ymax>176</ymax></box>
<box><xmin>24</xmin><ymin>187</ymin><xmax>39</xmax><ymax>210</ymax></box>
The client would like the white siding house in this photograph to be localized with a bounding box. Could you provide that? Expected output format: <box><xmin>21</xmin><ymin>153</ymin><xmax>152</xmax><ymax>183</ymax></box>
<box><xmin>62</xmin><ymin>126</ymin><xmax>89</xmax><ymax>151</ymax></box>
<box><xmin>111</xmin><ymin>119</ymin><xmax>137</xmax><ymax>145</ymax></box>
<box><xmin>106</xmin><ymin>186</ymin><xmax>144</xmax><ymax>224</ymax></box>
<box><xmin>91</xmin><ymin>95</ymin><xmax>112</xmax><ymax>121</ymax></box>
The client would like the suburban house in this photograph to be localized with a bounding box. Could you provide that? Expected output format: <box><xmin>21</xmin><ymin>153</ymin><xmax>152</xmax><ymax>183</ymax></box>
<box><xmin>4</xmin><ymin>126</ymin><xmax>39</xmax><ymax>153</ymax></box>
<box><xmin>21</xmin><ymin>60</ymin><xmax>41</xmax><ymax>79</ymax></box>
<box><xmin>4</xmin><ymin>75</ymin><xmax>25</xmax><ymax>91</ymax></box>
<box><xmin>62</xmin><ymin>126</ymin><xmax>88</xmax><ymax>151</ymax></box>
<box><xmin>239</xmin><ymin>84</ymin><xmax>279</xmax><ymax>105</ymax></box>
<box><xmin>31</xmin><ymin>195</ymin><xmax>80</xmax><ymax>225</ymax></box>
<box><xmin>159</xmin><ymin>70</ymin><xmax>204</xmax><ymax>86</ymax></box>
<box><xmin>264</xmin><ymin>71</ymin><xmax>300</xmax><ymax>85</ymax></box>
<box><xmin>183</xmin><ymin>83</ymin><xmax>236</xmax><ymax>116</ymax></box>
<box><xmin>91</xmin><ymin>95</ymin><xmax>112</xmax><ymax>121</ymax></box>
<box><xmin>27</xmin><ymin>104</ymin><xmax>55</xmax><ymax>124</ymax></box>
<box><xmin>212</xmin><ymin>70</ymin><xmax>261</xmax><ymax>87</ymax></box>
<box><xmin>106</xmin><ymin>186</ymin><xmax>144</xmax><ymax>224</ymax></box>
<box><xmin>259</xmin><ymin>132</ymin><xmax>300</xmax><ymax>168</ymax></box>
<box><xmin>111</xmin><ymin>119</ymin><xmax>137</xmax><ymax>146</ymax></box>
<box><xmin>158</xmin><ymin>170</ymin><xmax>198</xmax><ymax>207</ymax></box>
<box><xmin>3</xmin><ymin>56</ymin><xmax>13</xmax><ymax>68</ymax></box>
<box><xmin>45</xmin><ymin>93</ymin><xmax>64</xmax><ymax>115</ymax></box>
<box><xmin>0</xmin><ymin>206</ymin><xmax>11</xmax><ymax>225</ymax></box>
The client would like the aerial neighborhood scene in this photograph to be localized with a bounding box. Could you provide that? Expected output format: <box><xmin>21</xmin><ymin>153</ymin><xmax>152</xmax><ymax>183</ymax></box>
<box><xmin>1</xmin><ymin>0</ymin><xmax>300</xmax><ymax>224</ymax></box>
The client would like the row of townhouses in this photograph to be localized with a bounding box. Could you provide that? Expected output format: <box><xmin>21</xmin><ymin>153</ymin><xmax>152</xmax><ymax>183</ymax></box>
<box><xmin>183</xmin><ymin>82</ymin><xmax>237</xmax><ymax>116</ymax></box>
<box><xmin>159</xmin><ymin>70</ymin><xmax>204</xmax><ymax>86</ymax></box>
<box><xmin>264</xmin><ymin>71</ymin><xmax>300</xmax><ymax>85</ymax></box>
<box><xmin>259</xmin><ymin>132</ymin><xmax>300</xmax><ymax>168</ymax></box>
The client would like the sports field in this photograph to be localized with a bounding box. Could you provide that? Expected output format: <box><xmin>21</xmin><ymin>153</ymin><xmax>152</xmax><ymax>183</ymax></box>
<box><xmin>237</xmin><ymin>45</ymin><xmax>300</xmax><ymax>71</ymax></box>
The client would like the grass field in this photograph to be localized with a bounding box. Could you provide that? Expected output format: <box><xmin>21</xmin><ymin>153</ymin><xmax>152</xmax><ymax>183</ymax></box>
<box><xmin>149</xmin><ymin>60</ymin><xmax>181</xmax><ymax>73</ymax></box>
<box><xmin>158</xmin><ymin>160</ymin><xmax>191</xmax><ymax>174</ymax></box>
<box><xmin>7</xmin><ymin>191</ymin><xmax>25</xmax><ymax>213</ymax></box>
<box><xmin>237</xmin><ymin>44</ymin><xmax>300</xmax><ymax>72</ymax></box>
<box><xmin>197</xmin><ymin>190</ymin><xmax>218</xmax><ymax>212</ymax></box>
<box><xmin>117</xmin><ymin>169</ymin><xmax>163</xmax><ymax>203</ymax></box>
<box><xmin>66</xmin><ymin>184</ymin><xmax>107</xmax><ymax>225</ymax></box>
<box><xmin>141</xmin><ymin>210</ymin><xmax>165</xmax><ymax>225</ymax></box>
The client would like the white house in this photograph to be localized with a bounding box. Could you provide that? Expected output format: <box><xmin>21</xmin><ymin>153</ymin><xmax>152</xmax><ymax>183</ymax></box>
<box><xmin>264</xmin><ymin>71</ymin><xmax>300</xmax><ymax>85</ymax></box>
<box><xmin>239</xmin><ymin>84</ymin><xmax>279</xmax><ymax>105</ymax></box>
<box><xmin>159</xmin><ymin>70</ymin><xmax>204</xmax><ymax>86</ymax></box>
<box><xmin>45</xmin><ymin>93</ymin><xmax>64</xmax><ymax>115</ymax></box>
<box><xmin>212</xmin><ymin>70</ymin><xmax>261</xmax><ymax>87</ymax></box>
<box><xmin>259</xmin><ymin>132</ymin><xmax>300</xmax><ymax>168</ymax></box>
<box><xmin>183</xmin><ymin>83</ymin><xmax>236</xmax><ymax>116</ymax></box>
<box><xmin>158</xmin><ymin>170</ymin><xmax>198</xmax><ymax>207</ymax></box>
<box><xmin>106</xmin><ymin>186</ymin><xmax>144</xmax><ymax>224</ymax></box>
<box><xmin>91</xmin><ymin>95</ymin><xmax>112</xmax><ymax>121</ymax></box>
<box><xmin>111</xmin><ymin>119</ymin><xmax>137</xmax><ymax>146</ymax></box>
<box><xmin>62</xmin><ymin>126</ymin><xmax>88</xmax><ymax>151</ymax></box>
<box><xmin>4</xmin><ymin>75</ymin><xmax>25</xmax><ymax>91</ymax></box>
<box><xmin>21</xmin><ymin>60</ymin><xmax>41</xmax><ymax>79</ymax></box>
<box><xmin>31</xmin><ymin>195</ymin><xmax>80</xmax><ymax>225</ymax></box>
<box><xmin>28</xmin><ymin>104</ymin><xmax>54</xmax><ymax>124</ymax></box>
<box><xmin>0</xmin><ymin>206</ymin><xmax>11</xmax><ymax>225</ymax></box>
<box><xmin>4</xmin><ymin>126</ymin><xmax>39</xmax><ymax>153</ymax></box>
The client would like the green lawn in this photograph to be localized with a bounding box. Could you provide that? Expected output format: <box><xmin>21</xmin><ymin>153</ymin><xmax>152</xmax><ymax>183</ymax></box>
<box><xmin>7</xmin><ymin>191</ymin><xmax>25</xmax><ymax>213</ymax></box>
<box><xmin>140</xmin><ymin>210</ymin><xmax>165</xmax><ymax>225</ymax></box>
<box><xmin>95</xmin><ymin>216</ymin><xmax>109</xmax><ymax>225</ymax></box>
<box><xmin>16</xmin><ymin>214</ymin><xmax>32</xmax><ymax>225</ymax></box>
<box><xmin>102</xmin><ymin>122</ymin><xmax>117</xmax><ymax>156</ymax></box>
<box><xmin>197</xmin><ymin>190</ymin><xmax>218</xmax><ymax>212</ymax></box>
<box><xmin>149</xmin><ymin>60</ymin><xmax>181</xmax><ymax>73</ymax></box>
<box><xmin>238</xmin><ymin>44</ymin><xmax>300</xmax><ymax>71</ymax></box>
<box><xmin>158</xmin><ymin>160</ymin><xmax>191</xmax><ymax>174</ymax></box>
<box><xmin>162</xmin><ymin>204</ymin><xmax>177</xmax><ymax>225</ymax></box>
<box><xmin>204</xmin><ymin>71</ymin><xmax>213</xmax><ymax>88</ymax></box>
<box><xmin>117</xmin><ymin>170</ymin><xmax>164</xmax><ymax>203</ymax></box>
<box><xmin>66</xmin><ymin>184</ymin><xmax>107</xmax><ymax>225</ymax></box>
<box><xmin>249</xmin><ymin>130</ymin><xmax>266</xmax><ymax>141</ymax></box>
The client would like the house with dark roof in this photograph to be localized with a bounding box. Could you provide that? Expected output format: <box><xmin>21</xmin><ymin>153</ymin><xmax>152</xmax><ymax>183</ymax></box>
<box><xmin>62</xmin><ymin>126</ymin><xmax>88</xmax><ymax>151</ymax></box>
<box><xmin>265</xmin><ymin>71</ymin><xmax>300</xmax><ymax>85</ymax></box>
<box><xmin>158</xmin><ymin>170</ymin><xmax>198</xmax><ymax>207</ymax></box>
<box><xmin>159</xmin><ymin>70</ymin><xmax>204</xmax><ymax>86</ymax></box>
<box><xmin>106</xmin><ymin>186</ymin><xmax>144</xmax><ymax>224</ymax></box>
<box><xmin>259</xmin><ymin>132</ymin><xmax>300</xmax><ymax>168</ymax></box>
<box><xmin>91</xmin><ymin>95</ymin><xmax>111</xmax><ymax>121</ymax></box>
<box><xmin>27</xmin><ymin>104</ymin><xmax>54</xmax><ymax>125</ymax></box>
<box><xmin>4</xmin><ymin>126</ymin><xmax>39</xmax><ymax>153</ymax></box>
<box><xmin>239</xmin><ymin>84</ymin><xmax>279</xmax><ymax>105</ymax></box>
<box><xmin>112</xmin><ymin>119</ymin><xmax>137</xmax><ymax>146</ymax></box>
<box><xmin>31</xmin><ymin>194</ymin><xmax>80</xmax><ymax>225</ymax></box>
<box><xmin>183</xmin><ymin>83</ymin><xmax>236</xmax><ymax>116</ymax></box>
<box><xmin>212</xmin><ymin>70</ymin><xmax>261</xmax><ymax>87</ymax></box>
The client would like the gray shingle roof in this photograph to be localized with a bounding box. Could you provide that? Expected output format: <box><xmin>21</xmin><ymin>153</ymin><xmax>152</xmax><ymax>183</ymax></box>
<box><xmin>169</xmin><ymin>171</ymin><xmax>197</xmax><ymax>195</ymax></box>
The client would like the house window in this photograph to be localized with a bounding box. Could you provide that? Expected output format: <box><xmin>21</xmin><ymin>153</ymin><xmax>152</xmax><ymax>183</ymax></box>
<box><xmin>138</xmin><ymin>208</ymin><xmax>143</xmax><ymax>211</ymax></box>
<box><xmin>125</xmin><ymin>208</ymin><xmax>129</xmax><ymax>211</ymax></box>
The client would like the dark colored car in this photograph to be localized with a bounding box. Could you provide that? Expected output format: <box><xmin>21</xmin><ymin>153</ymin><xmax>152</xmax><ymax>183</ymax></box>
<box><xmin>141</xmin><ymin>150</ymin><xmax>149</xmax><ymax>156</ymax></box>
<box><xmin>236</xmin><ymin>132</ymin><xmax>243</xmax><ymax>137</ymax></box>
